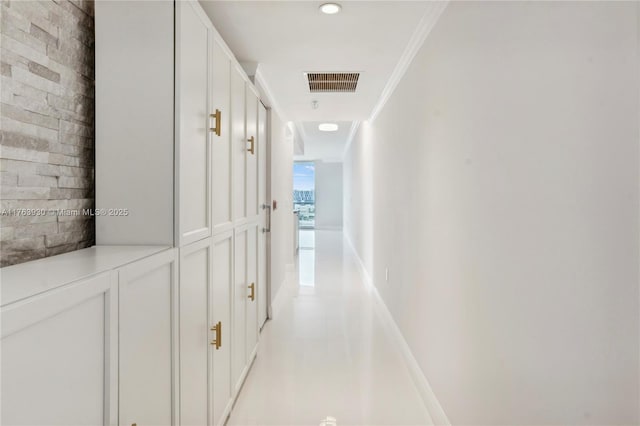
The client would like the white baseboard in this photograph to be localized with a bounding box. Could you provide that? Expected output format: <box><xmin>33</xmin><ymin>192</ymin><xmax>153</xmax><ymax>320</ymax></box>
<box><xmin>270</xmin><ymin>280</ymin><xmax>288</xmax><ymax>317</ymax></box>
<box><xmin>344</xmin><ymin>234</ymin><xmax>451</xmax><ymax>426</ymax></box>
<box><xmin>271</xmin><ymin>264</ymin><xmax>296</xmax><ymax>317</ymax></box>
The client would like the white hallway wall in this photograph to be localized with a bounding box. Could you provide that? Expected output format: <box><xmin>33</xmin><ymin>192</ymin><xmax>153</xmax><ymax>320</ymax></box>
<box><xmin>267</xmin><ymin>110</ymin><xmax>294</xmax><ymax>302</ymax></box>
<box><xmin>343</xmin><ymin>2</ymin><xmax>640</xmax><ymax>425</ymax></box>
<box><xmin>315</xmin><ymin>161</ymin><xmax>343</xmax><ymax>230</ymax></box>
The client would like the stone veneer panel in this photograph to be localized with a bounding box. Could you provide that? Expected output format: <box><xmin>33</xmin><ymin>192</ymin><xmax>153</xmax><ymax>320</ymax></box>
<box><xmin>0</xmin><ymin>0</ymin><xmax>95</xmax><ymax>267</ymax></box>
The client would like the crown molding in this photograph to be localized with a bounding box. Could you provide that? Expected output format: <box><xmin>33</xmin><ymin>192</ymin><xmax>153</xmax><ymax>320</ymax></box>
<box><xmin>341</xmin><ymin>120</ymin><xmax>362</xmax><ymax>159</ymax></box>
<box><xmin>294</xmin><ymin>121</ymin><xmax>308</xmax><ymax>143</ymax></box>
<box><xmin>368</xmin><ymin>1</ymin><xmax>449</xmax><ymax>123</ymax></box>
<box><xmin>293</xmin><ymin>121</ymin><xmax>308</xmax><ymax>156</ymax></box>
<box><xmin>254</xmin><ymin>67</ymin><xmax>286</xmax><ymax>121</ymax></box>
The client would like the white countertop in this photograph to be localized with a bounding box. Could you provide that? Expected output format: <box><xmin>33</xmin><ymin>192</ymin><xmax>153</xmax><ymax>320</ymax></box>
<box><xmin>0</xmin><ymin>245</ymin><xmax>171</xmax><ymax>307</ymax></box>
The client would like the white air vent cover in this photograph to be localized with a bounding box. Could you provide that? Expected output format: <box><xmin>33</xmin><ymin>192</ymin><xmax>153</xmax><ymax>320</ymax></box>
<box><xmin>306</xmin><ymin>72</ymin><xmax>359</xmax><ymax>93</ymax></box>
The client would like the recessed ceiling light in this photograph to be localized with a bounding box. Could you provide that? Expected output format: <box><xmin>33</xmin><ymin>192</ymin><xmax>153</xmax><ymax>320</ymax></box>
<box><xmin>319</xmin><ymin>123</ymin><xmax>339</xmax><ymax>132</ymax></box>
<box><xmin>319</xmin><ymin>3</ymin><xmax>341</xmax><ymax>15</ymax></box>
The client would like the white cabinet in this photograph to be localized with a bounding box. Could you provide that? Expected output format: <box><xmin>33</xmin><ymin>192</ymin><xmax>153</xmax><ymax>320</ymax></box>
<box><xmin>232</xmin><ymin>77</ymin><xmax>259</xmax><ymax>225</ymax></box>
<box><xmin>232</xmin><ymin>226</ymin><xmax>248</xmax><ymax>392</ymax></box>
<box><xmin>176</xmin><ymin>1</ymin><xmax>213</xmax><ymax>245</ymax></box>
<box><xmin>211</xmin><ymin>39</ymin><xmax>233</xmax><ymax>235</ymax></box>
<box><xmin>118</xmin><ymin>249</ymin><xmax>178</xmax><ymax>426</ymax></box>
<box><xmin>232</xmin><ymin>224</ymin><xmax>259</xmax><ymax>394</ymax></box>
<box><xmin>231</xmin><ymin>65</ymin><xmax>247</xmax><ymax>224</ymax></box>
<box><xmin>95</xmin><ymin>1</ymin><xmax>269</xmax><ymax>425</ymax></box>
<box><xmin>179</xmin><ymin>234</ymin><xmax>233</xmax><ymax>426</ymax></box>
<box><xmin>179</xmin><ymin>239</ymin><xmax>211</xmax><ymax>426</ymax></box>
<box><xmin>211</xmin><ymin>232</ymin><xmax>234</xmax><ymax>425</ymax></box>
<box><xmin>227</xmin><ymin>70</ymin><xmax>264</xmax><ymax>399</ymax></box>
<box><xmin>246</xmin><ymin>87</ymin><xmax>259</xmax><ymax>221</ymax></box>
<box><xmin>228</xmin><ymin>67</ymin><xmax>262</xmax><ymax>382</ymax></box>
<box><xmin>246</xmin><ymin>223</ymin><xmax>259</xmax><ymax>359</ymax></box>
<box><xmin>0</xmin><ymin>246</ymin><xmax>171</xmax><ymax>426</ymax></box>
<box><xmin>96</xmin><ymin>0</ymin><xmax>214</xmax><ymax>247</ymax></box>
<box><xmin>95</xmin><ymin>1</ymin><xmax>175</xmax><ymax>245</ymax></box>
<box><xmin>1</xmin><ymin>272</ymin><xmax>118</xmax><ymax>426</ymax></box>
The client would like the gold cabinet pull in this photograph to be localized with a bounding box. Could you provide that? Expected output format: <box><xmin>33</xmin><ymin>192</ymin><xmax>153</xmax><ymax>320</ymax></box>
<box><xmin>210</xmin><ymin>321</ymin><xmax>221</xmax><ymax>350</ymax></box>
<box><xmin>209</xmin><ymin>109</ymin><xmax>221</xmax><ymax>136</ymax></box>
<box><xmin>247</xmin><ymin>136</ymin><xmax>255</xmax><ymax>155</ymax></box>
<box><xmin>248</xmin><ymin>282</ymin><xmax>255</xmax><ymax>301</ymax></box>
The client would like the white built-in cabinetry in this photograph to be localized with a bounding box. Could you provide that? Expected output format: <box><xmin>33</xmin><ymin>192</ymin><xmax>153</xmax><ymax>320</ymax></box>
<box><xmin>1</xmin><ymin>2</ymin><xmax>268</xmax><ymax>424</ymax></box>
<box><xmin>179</xmin><ymin>237</ymin><xmax>213</xmax><ymax>426</ymax></box>
<box><xmin>0</xmin><ymin>246</ymin><xmax>173</xmax><ymax>426</ymax></box>
<box><xmin>119</xmin><ymin>250</ymin><xmax>179</xmax><ymax>426</ymax></box>
<box><xmin>212</xmin><ymin>38</ymin><xmax>233</xmax><ymax>235</ymax></box>
<box><xmin>211</xmin><ymin>231</ymin><xmax>234</xmax><ymax>423</ymax></box>
<box><xmin>176</xmin><ymin>1</ymin><xmax>213</xmax><ymax>246</ymax></box>
<box><xmin>93</xmin><ymin>1</ymin><xmax>268</xmax><ymax>425</ymax></box>
<box><xmin>1</xmin><ymin>271</ymin><xmax>117</xmax><ymax>426</ymax></box>
<box><xmin>232</xmin><ymin>223</ymin><xmax>261</xmax><ymax>394</ymax></box>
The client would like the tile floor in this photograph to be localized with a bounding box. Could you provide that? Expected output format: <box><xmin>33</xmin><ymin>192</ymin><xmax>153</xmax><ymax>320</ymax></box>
<box><xmin>227</xmin><ymin>230</ymin><xmax>432</xmax><ymax>426</ymax></box>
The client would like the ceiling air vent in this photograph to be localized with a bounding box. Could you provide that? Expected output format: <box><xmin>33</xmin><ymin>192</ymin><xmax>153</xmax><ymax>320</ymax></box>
<box><xmin>306</xmin><ymin>72</ymin><xmax>360</xmax><ymax>93</ymax></box>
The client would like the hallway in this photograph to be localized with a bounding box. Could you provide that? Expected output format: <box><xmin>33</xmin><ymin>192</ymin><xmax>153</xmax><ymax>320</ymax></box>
<box><xmin>1</xmin><ymin>1</ymin><xmax>638</xmax><ymax>424</ymax></box>
<box><xmin>228</xmin><ymin>231</ymin><xmax>431</xmax><ymax>426</ymax></box>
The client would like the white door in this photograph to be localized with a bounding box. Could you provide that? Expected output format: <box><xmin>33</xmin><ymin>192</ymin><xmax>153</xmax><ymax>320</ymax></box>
<box><xmin>211</xmin><ymin>38</ymin><xmax>232</xmax><ymax>234</ymax></box>
<box><xmin>177</xmin><ymin>1</ymin><xmax>212</xmax><ymax>245</ymax></box>
<box><xmin>257</xmin><ymin>103</ymin><xmax>269</xmax><ymax>327</ymax></box>
<box><xmin>211</xmin><ymin>231</ymin><xmax>233</xmax><ymax>425</ymax></box>
<box><xmin>119</xmin><ymin>250</ymin><xmax>178</xmax><ymax>426</ymax></box>
<box><xmin>179</xmin><ymin>239</ymin><xmax>211</xmax><ymax>426</ymax></box>
<box><xmin>245</xmin><ymin>87</ymin><xmax>259</xmax><ymax>221</ymax></box>
<box><xmin>232</xmin><ymin>227</ymin><xmax>248</xmax><ymax>392</ymax></box>
<box><xmin>246</xmin><ymin>223</ymin><xmax>259</xmax><ymax>358</ymax></box>
<box><xmin>1</xmin><ymin>273</ymin><xmax>117</xmax><ymax>426</ymax></box>
<box><xmin>231</xmin><ymin>66</ymin><xmax>246</xmax><ymax>223</ymax></box>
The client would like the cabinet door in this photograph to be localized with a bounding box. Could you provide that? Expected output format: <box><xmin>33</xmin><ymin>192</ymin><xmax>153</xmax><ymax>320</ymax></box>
<box><xmin>211</xmin><ymin>39</ymin><xmax>232</xmax><ymax>234</ymax></box>
<box><xmin>119</xmin><ymin>249</ymin><xmax>178</xmax><ymax>426</ymax></box>
<box><xmin>211</xmin><ymin>232</ymin><xmax>233</xmax><ymax>425</ymax></box>
<box><xmin>231</xmin><ymin>66</ymin><xmax>246</xmax><ymax>222</ymax></box>
<box><xmin>246</xmin><ymin>223</ymin><xmax>259</xmax><ymax>359</ymax></box>
<box><xmin>257</xmin><ymin>103</ymin><xmax>269</xmax><ymax>327</ymax></box>
<box><xmin>179</xmin><ymin>239</ymin><xmax>211</xmax><ymax>426</ymax></box>
<box><xmin>245</xmin><ymin>87</ymin><xmax>259</xmax><ymax>220</ymax></box>
<box><xmin>232</xmin><ymin>227</ymin><xmax>247</xmax><ymax>392</ymax></box>
<box><xmin>176</xmin><ymin>0</ymin><xmax>212</xmax><ymax>245</ymax></box>
<box><xmin>1</xmin><ymin>273</ymin><xmax>117</xmax><ymax>426</ymax></box>
<box><xmin>95</xmin><ymin>0</ymin><xmax>175</xmax><ymax>246</ymax></box>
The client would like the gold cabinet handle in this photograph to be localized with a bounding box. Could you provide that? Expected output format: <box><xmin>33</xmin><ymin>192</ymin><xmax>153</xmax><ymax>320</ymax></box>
<box><xmin>209</xmin><ymin>109</ymin><xmax>221</xmax><ymax>136</ymax></box>
<box><xmin>247</xmin><ymin>136</ymin><xmax>255</xmax><ymax>155</ymax></box>
<box><xmin>210</xmin><ymin>321</ymin><xmax>221</xmax><ymax>350</ymax></box>
<box><xmin>248</xmin><ymin>282</ymin><xmax>255</xmax><ymax>301</ymax></box>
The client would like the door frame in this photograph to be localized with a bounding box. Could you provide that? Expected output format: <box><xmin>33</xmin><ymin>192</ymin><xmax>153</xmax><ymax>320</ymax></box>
<box><xmin>260</xmin><ymin>102</ymin><xmax>272</xmax><ymax>325</ymax></box>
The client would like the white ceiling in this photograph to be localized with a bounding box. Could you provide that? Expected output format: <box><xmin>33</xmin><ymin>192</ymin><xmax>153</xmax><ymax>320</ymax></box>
<box><xmin>294</xmin><ymin>121</ymin><xmax>353</xmax><ymax>162</ymax></box>
<box><xmin>200</xmin><ymin>1</ymin><xmax>433</xmax><ymax>160</ymax></box>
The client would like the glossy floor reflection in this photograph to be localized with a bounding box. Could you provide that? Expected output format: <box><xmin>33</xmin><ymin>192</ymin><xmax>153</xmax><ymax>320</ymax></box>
<box><xmin>227</xmin><ymin>230</ymin><xmax>432</xmax><ymax>426</ymax></box>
